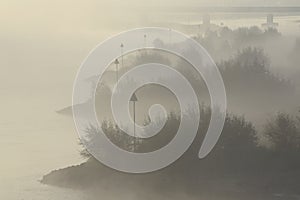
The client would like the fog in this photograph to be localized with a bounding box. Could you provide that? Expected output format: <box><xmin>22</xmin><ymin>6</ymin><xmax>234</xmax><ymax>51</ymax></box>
<box><xmin>1</xmin><ymin>0</ymin><xmax>300</xmax><ymax>199</ymax></box>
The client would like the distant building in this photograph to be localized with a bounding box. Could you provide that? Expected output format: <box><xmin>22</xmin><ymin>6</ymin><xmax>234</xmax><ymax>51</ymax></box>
<box><xmin>169</xmin><ymin>14</ymin><xmax>219</xmax><ymax>37</ymax></box>
<box><xmin>262</xmin><ymin>14</ymin><xmax>278</xmax><ymax>30</ymax></box>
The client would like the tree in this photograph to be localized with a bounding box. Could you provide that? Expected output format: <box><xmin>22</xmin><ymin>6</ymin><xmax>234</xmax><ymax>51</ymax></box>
<box><xmin>264</xmin><ymin>112</ymin><xmax>300</xmax><ymax>153</ymax></box>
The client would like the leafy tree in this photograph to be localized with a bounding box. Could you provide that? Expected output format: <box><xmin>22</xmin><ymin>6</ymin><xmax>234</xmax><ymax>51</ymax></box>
<box><xmin>264</xmin><ymin>112</ymin><xmax>300</xmax><ymax>153</ymax></box>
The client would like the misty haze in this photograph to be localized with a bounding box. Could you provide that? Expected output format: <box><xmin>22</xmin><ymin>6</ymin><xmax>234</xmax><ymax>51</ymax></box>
<box><xmin>1</xmin><ymin>1</ymin><xmax>300</xmax><ymax>200</ymax></box>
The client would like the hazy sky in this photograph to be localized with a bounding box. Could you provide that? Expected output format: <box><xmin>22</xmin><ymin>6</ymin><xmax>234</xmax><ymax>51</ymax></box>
<box><xmin>1</xmin><ymin>0</ymin><xmax>300</xmax><ymax>36</ymax></box>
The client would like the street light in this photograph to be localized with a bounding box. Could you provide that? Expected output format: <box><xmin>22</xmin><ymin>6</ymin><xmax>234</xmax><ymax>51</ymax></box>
<box><xmin>120</xmin><ymin>43</ymin><xmax>124</xmax><ymax>68</ymax></box>
<box><xmin>130</xmin><ymin>92</ymin><xmax>138</xmax><ymax>152</ymax></box>
<box><xmin>144</xmin><ymin>34</ymin><xmax>147</xmax><ymax>47</ymax></box>
<box><xmin>114</xmin><ymin>59</ymin><xmax>119</xmax><ymax>83</ymax></box>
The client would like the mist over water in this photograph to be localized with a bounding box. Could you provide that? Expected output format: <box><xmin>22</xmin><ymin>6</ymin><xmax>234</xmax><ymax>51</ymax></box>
<box><xmin>1</xmin><ymin>1</ymin><xmax>300</xmax><ymax>199</ymax></box>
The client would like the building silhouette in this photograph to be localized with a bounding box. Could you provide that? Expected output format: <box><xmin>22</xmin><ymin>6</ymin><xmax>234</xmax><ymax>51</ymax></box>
<box><xmin>262</xmin><ymin>14</ymin><xmax>278</xmax><ymax>29</ymax></box>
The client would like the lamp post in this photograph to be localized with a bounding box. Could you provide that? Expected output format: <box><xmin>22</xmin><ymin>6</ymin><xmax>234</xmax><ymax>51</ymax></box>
<box><xmin>144</xmin><ymin>34</ymin><xmax>147</xmax><ymax>47</ymax></box>
<box><xmin>130</xmin><ymin>92</ymin><xmax>138</xmax><ymax>152</ymax></box>
<box><xmin>120</xmin><ymin>43</ymin><xmax>124</xmax><ymax>68</ymax></box>
<box><xmin>114</xmin><ymin>59</ymin><xmax>119</xmax><ymax>83</ymax></box>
